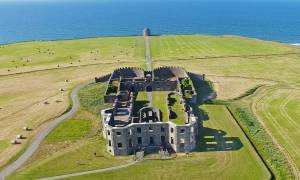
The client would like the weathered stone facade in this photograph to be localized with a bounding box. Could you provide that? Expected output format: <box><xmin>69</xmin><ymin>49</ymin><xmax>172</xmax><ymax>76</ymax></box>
<box><xmin>101</xmin><ymin>67</ymin><xmax>199</xmax><ymax>156</ymax></box>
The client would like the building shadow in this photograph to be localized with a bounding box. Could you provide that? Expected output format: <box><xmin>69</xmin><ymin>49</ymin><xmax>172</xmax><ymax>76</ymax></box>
<box><xmin>189</xmin><ymin>73</ymin><xmax>243</xmax><ymax>152</ymax></box>
<box><xmin>195</xmin><ymin>128</ymin><xmax>243</xmax><ymax>152</ymax></box>
<box><xmin>189</xmin><ymin>73</ymin><xmax>216</xmax><ymax>104</ymax></box>
<box><xmin>192</xmin><ymin>104</ymin><xmax>243</xmax><ymax>152</ymax></box>
<box><xmin>133</xmin><ymin>100</ymin><xmax>149</xmax><ymax>116</ymax></box>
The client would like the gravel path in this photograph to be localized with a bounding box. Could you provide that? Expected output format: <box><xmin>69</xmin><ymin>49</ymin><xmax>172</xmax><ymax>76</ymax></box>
<box><xmin>0</xmin><ymin>81</ymin><xmax>92</xmax><ymax>180</ymax></box>
<box><xmin>145</xmin><ymin>36</ymin><xmax>153</xmax><ymax>106</ymax></box>
<box><xmin>37</xmin><ymin>161</ymin><xmax>138</xmax><ymax>180</ymax></box>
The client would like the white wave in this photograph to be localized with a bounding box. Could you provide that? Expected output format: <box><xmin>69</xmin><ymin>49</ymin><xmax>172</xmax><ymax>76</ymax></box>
<box><xmin>291</xmin><ymin>43</ymin><xmax>300</xmax><ymax>46</ymax></box>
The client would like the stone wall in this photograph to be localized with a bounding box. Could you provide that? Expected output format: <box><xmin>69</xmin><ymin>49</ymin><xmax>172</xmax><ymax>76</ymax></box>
<box><xmin>119</xmin><ymin>80</ymin><xmax>178</xmax><ymax>92</ymax></box>
<box><xmin>111</xmin><ymin>67</ymin><xmax>144</xmax><ymax>79</ymax></box>
<box><xmin>95</xmin><ymin>73</ymin><xmax>111</xmax><ymax>83</ymax></box>
<box><xmin>104</xmin><ymin>122</ymin><xmax>169</xmax><ymax>156</ymax></box>
<box><xmin>104</xmin><ymin>95</ymin><xmax>116</xmax><ymax>103</ymax></box>
<box><xmin>154</xmin><ymin>66</ymin><xmax>188</xmax><ymax>80</ymax></box>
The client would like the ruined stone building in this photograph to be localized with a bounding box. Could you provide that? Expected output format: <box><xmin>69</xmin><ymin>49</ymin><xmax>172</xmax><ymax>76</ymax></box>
<box><xmin>99</xmin><ymin>67</ymin><xmax>199</xmax><ymax>156</ymax></box>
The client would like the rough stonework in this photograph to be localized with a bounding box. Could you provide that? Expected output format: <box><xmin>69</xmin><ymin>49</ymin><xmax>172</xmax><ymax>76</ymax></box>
<box><xmin>143</xmin><ymin>28</ymin><xmax>151</xmax><ymax>36</ymax></box>
<box><xmin>100</xmin><ymin>66</ymin><xmax>199</xmax><ymax>156</ymax></box>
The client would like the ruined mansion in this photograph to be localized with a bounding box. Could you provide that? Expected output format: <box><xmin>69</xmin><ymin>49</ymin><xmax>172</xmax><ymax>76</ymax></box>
<box><xmin>98</xmin><ymin>66</ymin><xmax>201</xmax><ymax>156</ymax></box>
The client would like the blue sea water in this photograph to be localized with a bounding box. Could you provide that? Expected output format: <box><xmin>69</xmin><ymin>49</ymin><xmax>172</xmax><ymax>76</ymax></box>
<box><xmin>0</xmin><ymin>1</ymin><xmax>300</xmax><ymax>44</ymax></box>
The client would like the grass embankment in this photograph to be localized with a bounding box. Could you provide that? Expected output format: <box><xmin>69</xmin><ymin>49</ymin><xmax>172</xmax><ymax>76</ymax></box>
<box><xmin>226</xmin><ymin>85</ymin><xmax>300</xmax><ymax>178</ymax></box>
<box><xmin>8</xmin><ymin>83</ymin><xmax>131</xmax><ymax>180</ymax></box>
<box><xmin>227</xmin><ymin>103</ymin><xmax>292</xmax><ymax>179</ymax></box>
<box><xmin>66</xmin><ymin>104</ymin><xmax>270</xmax><ymax>180</ymax></box>
<box><xmin>254</xmin><ymin>87</ymin><xmax>300</xmax><ymax>171</ymax></box>
<box><xmin>211</xmin><ymin>83</ymin><xmax>298</xmax><ymax>179</ymax></box>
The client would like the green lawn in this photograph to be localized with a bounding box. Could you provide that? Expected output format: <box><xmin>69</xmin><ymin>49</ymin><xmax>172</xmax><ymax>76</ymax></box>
<box><xmin>169</xmin><ymin>93</ymin><xmax>186</xmax><ymax>125</ymax></box>
<box><xmin>133</xmin><ymin>91</ymin><xmax>149</xmax><ymax>116</ymax></box>
<box><xmin>46</xmin><ymin>119</ymin><xmax>91</xmax><ymax>142</ymax></box>
<box><xmin>65</xmin><ymin>105</ymin><xmax>270</xmax><ymax>180</ymax></box>
<box><xmin>152</xmin><ymin>91</ymin><xmax>169</xmax><ymax>121</ymax></box>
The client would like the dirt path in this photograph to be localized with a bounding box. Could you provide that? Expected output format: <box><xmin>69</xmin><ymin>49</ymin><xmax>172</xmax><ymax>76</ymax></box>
<box><xmin>0</xmin><ymin>81</ymin><xmax>92</xmax><ymax>180</ymax></box>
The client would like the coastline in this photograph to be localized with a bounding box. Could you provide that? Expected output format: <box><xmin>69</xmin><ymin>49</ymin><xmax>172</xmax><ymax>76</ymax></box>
<box><xmin>0</xmin><ymin>33</ymin><xmax>297</xmax><ymax>46</ymax></box>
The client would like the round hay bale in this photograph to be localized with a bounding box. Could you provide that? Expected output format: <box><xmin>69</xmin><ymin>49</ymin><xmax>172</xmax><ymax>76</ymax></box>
<box><xmin>16</xmin><ymin>134</ymin><xmax>23</xmax><ymax>139</ymax></box>
<box><xmin>11</xmin><ymin>140</ymin><xmax>18</xmax><ymax>144</ymax></box>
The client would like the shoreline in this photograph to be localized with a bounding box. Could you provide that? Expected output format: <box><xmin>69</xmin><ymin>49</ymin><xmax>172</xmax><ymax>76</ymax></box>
<box><xmin>0</xmin><ymin>33</ymin><xmax>296</xmax><ymax>46</ymax></box>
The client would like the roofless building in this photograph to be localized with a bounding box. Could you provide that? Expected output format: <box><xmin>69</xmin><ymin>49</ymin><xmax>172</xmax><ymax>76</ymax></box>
<box><xmin>100</xmin><ymin>66</ymin><xmax>200</xmax><ymax>156</ymax></box>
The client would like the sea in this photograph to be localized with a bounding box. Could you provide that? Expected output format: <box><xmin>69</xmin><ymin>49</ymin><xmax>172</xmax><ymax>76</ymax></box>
<box><xmin>0</xmin><ymin>1</ymin><xmax>300</xmax><ymax>45</ymax></box>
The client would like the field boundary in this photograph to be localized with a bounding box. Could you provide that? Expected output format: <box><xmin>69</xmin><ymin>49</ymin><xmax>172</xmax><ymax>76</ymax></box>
<box><xmin>250</xmin><ymin>86</ymin><xmax>300</xmax><ymax>178</ymax></box>
<box><xmin>225</xmin><ymin>105</ymin><xmax>273</xmax><ymax>179</ymax></box>
<box><xmin>0</xmin><ymin>60</ymin><xmax>141</xmax><ymax>77</ymax></box>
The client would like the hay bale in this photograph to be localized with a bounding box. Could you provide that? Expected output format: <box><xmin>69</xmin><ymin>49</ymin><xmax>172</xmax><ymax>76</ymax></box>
<box><xmin>11</xmin><ymin>140</ymin><xmax>18</xmax><ymax>144</ymax></box>
<box><xmin>16</xmin><ymin>134</ymin><xmax>23</xmax><ymax>139</ymax></box>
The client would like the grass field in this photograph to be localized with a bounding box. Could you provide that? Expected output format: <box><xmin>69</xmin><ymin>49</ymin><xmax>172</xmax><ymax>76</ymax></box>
<box><xmin>251</xmin><ymin>86</ymin><xmax>300</xmax><ymax>176</ymax></box>
<box><xmin>64</xmin><ymin>105</ymin><xmax>270</xmax><ymax>180</ymax></box>
<box><xmin>2</xmin><ymin>34</ymin><xmax>300</xmax><ymax>179</ymax></box>
<box><xmin>151</xmin><ymin>35</ymin><xmax>298</xmax><ymax>60</ymax></box>
<box><xmin>0</xmin><ymin>35</ymin><xmax>145</xmax><ymax>169</ymax></box>
<box><xmin>0</xmin><ymin>36</ymin><xmax>145</xmax><ymax>75</ymax></box>
<box><xmin>151</xmin><ymin>35</ymin><xmax>300</xmax><ymax>85</ymax></box>
<box><xmin>8</xmin><ymin>83</ymin><xmax>131</xmax><ymax>180</ymax></box>
<box><xmin>0</xmin><ymin>62</ymin><xmax>143</xmax><ymax>169</ymax></box>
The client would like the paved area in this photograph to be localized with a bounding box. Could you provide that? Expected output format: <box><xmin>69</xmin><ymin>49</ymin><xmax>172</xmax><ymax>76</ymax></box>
<box><xmin>0</xmin><ymin>81</ymin><xmax>93</xmax><ymax>180</ymax></box>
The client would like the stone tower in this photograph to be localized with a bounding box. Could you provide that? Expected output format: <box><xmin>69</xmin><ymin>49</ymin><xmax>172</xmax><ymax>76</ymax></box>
<box><xmin>143</xmin><ymin>28</ymin><xmax>151</xmax><ymax>36</ymax></box>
